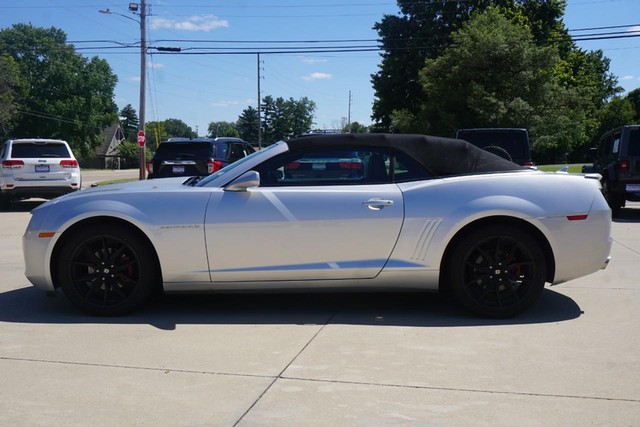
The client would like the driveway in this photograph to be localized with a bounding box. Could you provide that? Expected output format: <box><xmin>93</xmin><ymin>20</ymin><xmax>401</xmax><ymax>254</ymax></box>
<box><xmin>0</xmin><ymin>196</ymin><xmax>638</xmax><ymax>426</ymax></box>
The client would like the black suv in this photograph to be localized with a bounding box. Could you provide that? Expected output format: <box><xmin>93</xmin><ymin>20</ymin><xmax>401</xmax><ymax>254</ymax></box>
<box><xmin>455</xmin><ymin>128</ymin><xmax>533</xmax><ymax>166</ymax></box>
<box><xmin>587</xmin><ymin>125</ymin><xmax>640</xmax><ymax>216</ymax></box>
<box><xmin>147</xmin><ymin>137</ymin><xmax>254</xmax><ymax>179</ymax></box>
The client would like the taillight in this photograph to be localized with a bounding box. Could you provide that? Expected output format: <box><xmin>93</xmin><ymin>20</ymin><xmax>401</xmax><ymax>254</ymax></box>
<box><xmin>523</xmin><ymin>161</ymin><xmax>534</xmax><ymax>167</ymax></box>
<box><xmin>146</xmin><ymin>161</ymin><xmax>153</xmax><ymax>174</ymax></box>
<box><xmin>617</xmin><ymin>160</ymin><xmax>629</xmax><ymax>173</ymax></box>
<box><xmin>59</xmin><ymin>159</ymin><xmax>78</xmax><ymax>168</ymax></box>
<box><xmin>284</xmin><ymin>162</ymin><xmax>301</xmax><ymax>170</ymax></box>
<box><xmin>339</xmin><ymin>161</ymin><xmax>363</xmax><ymax>170</ymax></box>
<box><xmin>207</xmin><ymin>159</ymin><xmax>223</xmax><ymax>174</ymax></box>
<box><xmin>2</xmin><ymin>160</ymin><xmax>24</xmax><ymax>169</ymax></box>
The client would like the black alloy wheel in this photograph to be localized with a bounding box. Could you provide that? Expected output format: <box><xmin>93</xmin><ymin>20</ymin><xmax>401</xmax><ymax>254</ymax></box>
<box><xmin>57</xmin><ymin>224</ymin><xmax>158</xmax><ymax>315</ymax></box>
<box><xmin>447</xmin><ymin>225</ymin><xmax>547</xmax><ymax>318</ymax></box>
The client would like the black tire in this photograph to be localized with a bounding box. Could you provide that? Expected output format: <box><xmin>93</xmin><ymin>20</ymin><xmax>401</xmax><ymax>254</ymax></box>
<box><xmin>483</xmin><ymin>145</ymin><xmax>512</xmax><ymax>162</ymax></box>
<box><xmin>57</xmin><ymin>224</ymin><xmax>159</xmax><ymax>315</ymax></box>
<box><xmin>602</xmin><ymin>179</ymin><xmax>622</xmax><ymax>217</ymax></box>
<box><xmin>446</xmin><ymin>225</ymin><xmax>547</xmax><ymax>318</ymax></box>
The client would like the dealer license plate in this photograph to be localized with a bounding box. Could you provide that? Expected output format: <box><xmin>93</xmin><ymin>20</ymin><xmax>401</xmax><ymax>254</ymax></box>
<box><xmin>626</xmin><ymin>184</ymin><xmax>640</xmax><ymax>192</ymax></box>
<box><xmin>172</xmin><ymin>166</ymin><xmax>185</xmax><ymax>174</ymax></box>
<box><xmin>35</xmin><ymin>165</ymin><xmax>50</xmax><ymax>173</ymax></box>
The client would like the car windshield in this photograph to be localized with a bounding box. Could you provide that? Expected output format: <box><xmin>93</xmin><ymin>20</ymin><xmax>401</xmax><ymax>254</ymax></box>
<box><xmin>194</xmin><ymin>142</ymin><xmax>281</xmax><ymax>187</ymax></box>
<box><xmin>10</xmin><ymin>142</ymin><xmax>70</xmax><ymax>158</ymax></box>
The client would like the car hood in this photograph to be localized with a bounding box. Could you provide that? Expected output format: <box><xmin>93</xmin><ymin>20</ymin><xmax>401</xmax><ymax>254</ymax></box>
<box><xmin>35</xmin><ymin>177</ymin><xmax>190</xmax><ymax>209</ymax></box>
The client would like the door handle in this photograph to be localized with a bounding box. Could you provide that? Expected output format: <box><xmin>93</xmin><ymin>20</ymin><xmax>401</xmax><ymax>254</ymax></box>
<box><xmin>363</xmin><ymin>199</ymin><xmax>394</xmax><ymax>210</ymax></box>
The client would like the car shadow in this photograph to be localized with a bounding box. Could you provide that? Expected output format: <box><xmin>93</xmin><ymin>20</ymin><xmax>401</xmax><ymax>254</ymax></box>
<box><xmin>0</xmin><ymin>286</ymin><xmax>582</xmax><ymax>330</ymax></box>
<box><xmin>0</xmin><ymin>200</ymin><xmax>45</xmax><ymax>213</ymax></box>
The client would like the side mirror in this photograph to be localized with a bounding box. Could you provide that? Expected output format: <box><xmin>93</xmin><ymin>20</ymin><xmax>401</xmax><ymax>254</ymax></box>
<box><xmin>225</xmin><ymin>170</ymin><xmax>260</xmax><ymax>192</ymax></box>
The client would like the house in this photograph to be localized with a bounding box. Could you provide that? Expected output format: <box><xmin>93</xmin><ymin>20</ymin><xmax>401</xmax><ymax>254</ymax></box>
<box><xmin>80</xmin><ymin>124</ymin><xmax>125</xmax><ymax>169</ymax></box>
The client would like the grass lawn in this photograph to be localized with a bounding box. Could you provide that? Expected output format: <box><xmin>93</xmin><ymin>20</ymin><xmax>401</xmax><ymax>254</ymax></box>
<box><xmin>536</xmin><ymin>164</ymin><xmax>588</xmax><ymax>173</ymax></box>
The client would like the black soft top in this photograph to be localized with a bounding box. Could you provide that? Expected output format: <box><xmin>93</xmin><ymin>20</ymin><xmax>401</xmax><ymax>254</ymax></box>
<box><xmin>285</xmin><ymin>133</ymin><xmax>524</xmax><ymax>176</ymax></box>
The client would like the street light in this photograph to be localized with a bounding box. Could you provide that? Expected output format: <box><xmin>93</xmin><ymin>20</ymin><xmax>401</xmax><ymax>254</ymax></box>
<box><xmin>99</xmin><ymin>1</ymin><xmax>147</xmax><ymax>180</ymax></box>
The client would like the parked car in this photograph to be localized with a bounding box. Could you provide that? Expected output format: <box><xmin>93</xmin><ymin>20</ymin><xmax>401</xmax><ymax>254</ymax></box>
<box><xmin>283</xmin><ymin>151</ymin><xmax>364</xmax><ymax>182</ymax></box>
<box><xmin>146</xmin><ymin>137</ymin><xmax>254</xmax><ymax>179</ymax></box>
<box><xmin>23</xmin><ymin>134</ymin><xmax>611</xmax><ymax>318</ymax></box>
<box><xmin>585</xmin><ymin>125</ymin><xmax>640</xmax><ymax>217</ymax></box>
<box><xmin>1</xmin><ymin>138</ymin><xmax>81</xmax><ymax>209</ymax></box>
<box><xmin>455</xmin><ymin>128</ymin><xmax>534</xmax><ymax>166</ymax></box>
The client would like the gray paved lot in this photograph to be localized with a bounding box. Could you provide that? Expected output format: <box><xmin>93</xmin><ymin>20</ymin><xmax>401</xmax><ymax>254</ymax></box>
<box><xmin>1</xmin><ymin>171</ymin><xmax>639</xmax><ymax>426</ymax></box>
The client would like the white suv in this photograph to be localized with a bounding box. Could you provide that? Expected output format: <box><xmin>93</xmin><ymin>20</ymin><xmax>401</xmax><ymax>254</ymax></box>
<box><xmin>1</xmin><ymin>138</ymin><xmax>81</xmax><ymax>209</ymax></box>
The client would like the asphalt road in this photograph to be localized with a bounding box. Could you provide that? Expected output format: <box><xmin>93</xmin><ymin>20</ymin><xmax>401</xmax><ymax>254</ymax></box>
<box><xmin>0</xmin><ymin>177</ymin><xmax>639</xmax><ymax>426</ymax></box>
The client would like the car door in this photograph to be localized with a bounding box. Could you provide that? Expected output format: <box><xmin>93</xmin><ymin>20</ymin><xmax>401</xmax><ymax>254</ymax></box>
<box><xmin>204</xmin><ymin>148</ymin><xmax>405</xmax><ymax>282</ymax></box>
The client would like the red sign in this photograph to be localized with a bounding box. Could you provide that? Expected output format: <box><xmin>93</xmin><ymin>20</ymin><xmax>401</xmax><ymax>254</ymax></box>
<box><xmin>137</xmin><ymin>130</ymin><xmax>146</xmax><ymax>147</ymax></box>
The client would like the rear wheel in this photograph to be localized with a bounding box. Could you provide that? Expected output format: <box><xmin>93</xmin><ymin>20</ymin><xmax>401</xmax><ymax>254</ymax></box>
<box><xmin>57</xmin><ymin>224</ymin><xmax>158</xmax><ymax>315</ymax></box>
<box><xmin>447</xmin><ymin>225</ymin><xmax>547</xmax><ymax>318</ymax></box>
<box><xmin>602</xmin><ymin>179</ymin><xmax>622</xmax><ymax>217</ymax></box>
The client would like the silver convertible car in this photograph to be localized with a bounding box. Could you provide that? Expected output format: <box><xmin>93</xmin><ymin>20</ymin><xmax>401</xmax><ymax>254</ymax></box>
<box><xmin>23</xmin><ymin>134</ymin><xmax>612</xmax><ymax>318</ymax></box>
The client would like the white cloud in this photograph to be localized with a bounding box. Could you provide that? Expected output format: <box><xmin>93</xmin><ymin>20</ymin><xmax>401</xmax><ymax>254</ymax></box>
<box><xmin>151</xmin><ymin>15</ymin><xmax>228</xmax><ymax>32</ymax></box>
<box><xmin>621</xmin><ymin>75</ymin><xmax>636</xmax><ymax>81</ymax></box>
<box><xmin>130</xmin><ymin>76</ymin><xmax>141</xmax><ymax>82</ymax></box>
<box><xmin>299</xmin><ymin>57</ymin><xmax>328</xmax><ymax>64</ymax></box>
<box><xmin>302</xmin><ymin>72</ymin><xmax>332</xmax><ymax>81</ymax></box>
<box><xmin>210</xmin><ymin>99</ymin><xmax>253</xmax><ymax>107</ymax></box>
<box><xmin>149</xmin><ymin>63</ymin><xmax>165</xmax><ymax>69</ymax></box>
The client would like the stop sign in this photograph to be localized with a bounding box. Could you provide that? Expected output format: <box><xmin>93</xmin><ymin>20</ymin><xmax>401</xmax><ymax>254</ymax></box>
<box><xmin>137</xmin><ymin>130</ymin><xmax>146</xmax><ymax>147</ymax></box>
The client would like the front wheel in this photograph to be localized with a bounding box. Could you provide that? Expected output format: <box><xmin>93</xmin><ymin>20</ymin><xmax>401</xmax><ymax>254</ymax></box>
<box><xmin>446</xmin><ymin>225</ymin><xmax>547</xmax><ymax>318</ymax></box>
<box><xmin>57</xmin><ymin>224</ymin><xmax>159</xmax><ymax>315</ymax></box>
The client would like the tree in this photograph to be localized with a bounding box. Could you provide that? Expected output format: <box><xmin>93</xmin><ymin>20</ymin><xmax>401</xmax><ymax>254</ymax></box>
<box><xmin>625</xmin><ymin>88</ymin><xmax>640</xmax><ymax>122</ymax></box>
<box><xmin>236</xmin><ymin>106</ymin><xmax>260</xmax><ymax>143</ymax></box>
<box><xmin>371</xmin><ymin>0</ymin><xmax>569</xmax><ymax>131</ymax></box>
<box><xmin>416</xmin><ymin>9</ymin><xmax>560</xmax><ymax>135</ymax></box>
<box><xmin>0</xmin><ymin>24</ymin><xmax>118</xmax><ymax>157</ymax></box>
<box><xmin>411</xmin><ymin>8</ymin><xmax>598</xmax><ymax>163</ymax></box>
<box><xmin>119</xmin><ymin>104</ymin><xmax>139</xmax><ymax>143</ymax></box>
<box><xmin>144</xmin><ymin>118</ymin><xmax>196</xmax><ymax>148</ymax></box>
<box><xmin>207</xmin><ymin>121</ymin><xmax>239</xmax><ymax>138</ymax></box>
<box><xmin>261</xmin><ymin>96</ymin><xmax>316</xmax><ymax>144</ymax></box>
<box><xmin>116</xmin><ymin>141</ymin><xmax>152</xmax><ymax>169</ymax></box>
<box><xmin>159</xmin><ymin>118</ymin><xmax>197</xmax><ymax>139</ymax></box>
<box><xmin>0</xmin><ymin>54</ymin><xmax>22</xmax><ymax>137</ymax></box>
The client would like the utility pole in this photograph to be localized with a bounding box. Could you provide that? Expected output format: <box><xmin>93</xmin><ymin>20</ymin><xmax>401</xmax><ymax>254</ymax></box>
<box><xmin>257</xmin><ymin>53</ymin><xmax>262</xmax><ymax>149</ymax></box>
<box><xmin>99</xmin><ymin>1</ymin><xmax>147</xmax><ymax>179</ymax></box>
<box><xmin>138</xmin><ymin>0</ymin><xmax>147</xmax><ymax>179</ymax></box>
<box><xmin>347</xmin><ymin>90</ymin><xmax>352</xmax><ymax>132</ymax></box>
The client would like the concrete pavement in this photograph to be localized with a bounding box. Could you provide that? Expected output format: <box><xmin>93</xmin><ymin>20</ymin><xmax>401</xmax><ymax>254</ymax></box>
<box><xmin>0</xmin><ymin>196</ymin><xmax>639</xmax><ymax>426</ymax></box>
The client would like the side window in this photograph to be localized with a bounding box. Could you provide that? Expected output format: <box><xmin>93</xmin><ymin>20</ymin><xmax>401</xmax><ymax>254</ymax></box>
<box><xmin>612</xmin><ymin>134</ymin><xmax>621</xmax><ymax>154</ymax></box>
<box><xmin>257</xmin><ymin>148</ymin><xmax>431</xmax><ymax>187</ymax></box>
<box><xmin>229</xmin><ymin>143</ymin><xmax>246</xmax><ymax>162</ymax></box>
<box><xmin>0</xmin><ymin>144</ymin><xmax>6</xmax><ymax>158</ymax></box>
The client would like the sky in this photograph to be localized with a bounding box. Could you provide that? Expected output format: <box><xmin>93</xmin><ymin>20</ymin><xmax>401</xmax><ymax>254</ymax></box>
<box><xmin>1</xmin><ymin>0</ymin><xmax>640</xmax><ymax>138</ymax></box>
